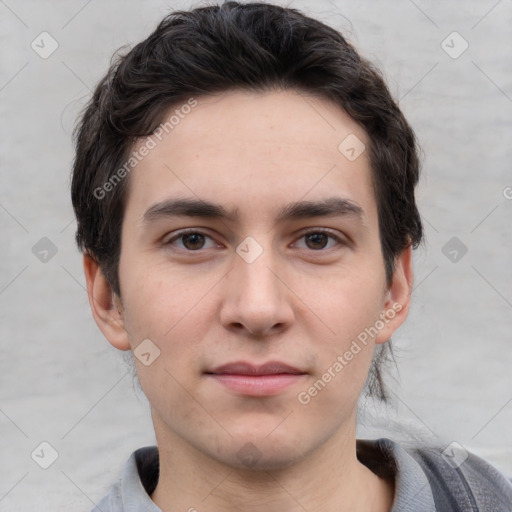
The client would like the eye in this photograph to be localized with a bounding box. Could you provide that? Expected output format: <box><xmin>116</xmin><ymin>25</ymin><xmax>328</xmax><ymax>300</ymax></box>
<box><xmin>293</xmin><ymin>229</ymin><xmax>344</xmax><ymax>251</ymax></box>
<box><xmin>164</xmin><ymin>229</ymin><xmax>220</xmax><ymax>251</ymax></box>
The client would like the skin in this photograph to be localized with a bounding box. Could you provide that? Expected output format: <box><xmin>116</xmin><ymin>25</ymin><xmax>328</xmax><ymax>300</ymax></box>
<box><xmin>84</xmin><ymin>89</ymin><xmax>413</xmax><ymax>512</ymax></box>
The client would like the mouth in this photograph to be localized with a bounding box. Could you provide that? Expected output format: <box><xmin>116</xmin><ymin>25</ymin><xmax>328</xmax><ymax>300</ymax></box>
<box><xmin>204</xmin><ymin>361</ymin><xmax>307</xmax><ymax>396</ymax></box>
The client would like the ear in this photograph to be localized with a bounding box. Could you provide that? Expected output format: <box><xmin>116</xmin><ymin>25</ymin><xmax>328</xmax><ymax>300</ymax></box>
<box><xmin>83</xmin><ymin>253</ymin><xmax>131</xmax><ymax>351</ymax></box>
<box><xmin>374</xmin><ymin>244</ymin><xmax>413</xmax><ymax>344</ymax></box>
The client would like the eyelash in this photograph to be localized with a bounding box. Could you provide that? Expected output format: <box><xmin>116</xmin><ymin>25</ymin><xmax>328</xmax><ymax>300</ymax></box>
<box><xmin>163</xmin><ymin>228</ymin><xmax>345</xmax><ymax>252</ymax></box>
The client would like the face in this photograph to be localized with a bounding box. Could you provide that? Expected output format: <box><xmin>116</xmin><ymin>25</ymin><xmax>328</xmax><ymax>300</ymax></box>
<box><xmin>90</xmin><ymin>89</ymin><xmax>411</xmax><ymax>470</ymax></box>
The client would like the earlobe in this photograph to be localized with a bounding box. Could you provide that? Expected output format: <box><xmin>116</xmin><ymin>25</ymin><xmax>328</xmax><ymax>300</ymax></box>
<box><xmin>374</xmin><ymin>245</ymin><xmax>413</xmax><ymax>344</ymax></box>
<box><xmin>82</xmin><ymin>253</ymin><xmax>131</xmax><ymax>351</ymax></box>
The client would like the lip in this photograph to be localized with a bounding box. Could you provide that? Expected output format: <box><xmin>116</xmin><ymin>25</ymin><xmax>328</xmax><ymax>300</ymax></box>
<box><xmin>207</xmin><ymin>361</ymin><xmax>305</xmax><ymax>376</ymax></box>
<box><xmin>205</xmin><ymin>361</ymin><xmax>307</xmax><ymax>396</ymax></box>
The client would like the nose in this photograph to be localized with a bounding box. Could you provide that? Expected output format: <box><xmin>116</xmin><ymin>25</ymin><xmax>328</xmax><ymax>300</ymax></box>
<box><xmin>219</xmin><ymin>242</ymin><xmax>295</xmax><ymax>337</ymax></box>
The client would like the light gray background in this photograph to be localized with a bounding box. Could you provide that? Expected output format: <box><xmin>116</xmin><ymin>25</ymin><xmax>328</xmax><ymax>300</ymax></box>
<box><xmin>1</xmin><ymin>0</ymin><xmax>511</xmax><ymax>510</ymax></box>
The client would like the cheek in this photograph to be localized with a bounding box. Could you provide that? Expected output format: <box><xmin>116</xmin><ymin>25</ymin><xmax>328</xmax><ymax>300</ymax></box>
<box><xmin>120</xmin><ymin>253</ymin><xmax>208</xmax><ymax>336</ymax></box>
<box><xmin>315</xmin><ymin>265</ymin><xmax>386</xmax><ymax>341</ymax></box>
<box><xmin>304</xmin><ymin>265</ymin><xmax>386</xmax><ymax>390</ymax></box>
<box><xmin>117</xmin><ymin>266</ymin><xmax>210</xmax><ymax>400</ymax></box>
<box><xmin>120</xmin><ymin>268</ymin><xmax>212</xmax><ymax>409</ymax></box>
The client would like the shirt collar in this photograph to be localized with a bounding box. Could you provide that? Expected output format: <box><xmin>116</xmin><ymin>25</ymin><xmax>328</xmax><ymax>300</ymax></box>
<box><xmin>357</xmin><ymin>438</ymin><xmax>437</xmax><ymax>512</ymax></box>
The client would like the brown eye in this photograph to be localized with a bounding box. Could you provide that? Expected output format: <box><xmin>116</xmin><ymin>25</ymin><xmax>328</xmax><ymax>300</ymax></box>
<box><xmin>294</xmin><ymin>230</ymin><xmax>342</xmax><ymax>251</ymax></box>
<box><xmin>165</xmin><ymin>230</ymin><xmax>219</xmax><ymax>251</ymax></box>
<box><xmin>305</xmin><ymin>232</ymin><xmax>329</xmax><ymax>250</ymax></box>
<box><xmin>181</xmin><ymin>233</ymin><xmax>206</xmax><ymax>250</ymax></box>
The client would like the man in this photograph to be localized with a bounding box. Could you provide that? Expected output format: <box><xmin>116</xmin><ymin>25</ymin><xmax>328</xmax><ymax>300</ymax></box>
<box><xmin>71</xmin><ymin>2</ymin><xmax>512</xmax><ymax>511</ymax></box>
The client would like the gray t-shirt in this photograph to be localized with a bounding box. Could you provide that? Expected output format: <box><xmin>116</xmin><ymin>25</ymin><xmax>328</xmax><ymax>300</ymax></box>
<box><xmin>91</xmin><ymin>438</ymin><xmax>512</xmax><ymax>511</ymax></box>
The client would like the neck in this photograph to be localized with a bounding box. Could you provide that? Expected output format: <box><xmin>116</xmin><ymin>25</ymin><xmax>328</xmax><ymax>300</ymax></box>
<box><xmin>150</xmin><ymin>414</ymin><xmax>394</xmax><ymax>512</ymax></box>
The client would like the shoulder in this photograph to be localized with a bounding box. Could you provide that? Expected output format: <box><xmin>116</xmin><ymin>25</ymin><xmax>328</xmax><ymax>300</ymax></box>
<box><xmin>90</xmin><ymin>446</ymin><xmax>160</xmax><ymax>512</ymax></box>
<box><xmin>358</xmin><ymin>437</ymin><xmax>512</xmax><ymax>512</ymax></box>
<box><xmin>405</xmin><ymin>441</ymin><xmax>512</xmax><ymax>511</ymax></box>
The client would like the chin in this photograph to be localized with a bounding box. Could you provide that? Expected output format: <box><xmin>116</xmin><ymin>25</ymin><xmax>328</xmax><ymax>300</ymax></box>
<box><xmin>217</xmin><ymin>434</ymin><xmax>310</xmax><ymax>472</ymax></box>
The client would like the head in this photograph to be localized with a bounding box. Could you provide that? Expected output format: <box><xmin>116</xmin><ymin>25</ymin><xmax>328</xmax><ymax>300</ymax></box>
<box><xmin>72</xmin><ymin>1</ymin><xmax>422</xmax><ymax>468</ymax></box>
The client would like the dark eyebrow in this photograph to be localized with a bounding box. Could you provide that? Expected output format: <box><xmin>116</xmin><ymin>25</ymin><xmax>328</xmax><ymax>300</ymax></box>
<box><xmin>275</xmin><ymin>197</ymin><xmax>364</xmax><ymax>223</ymax></box>
<box><xmin>142</xmin><ymin>198</ymin><xmax>240</xmax><ymax>224</ymax></box>
<box><xmin>141</xmin><ymin>196</ymin><xmax>365</xmax><ymax>224</ymax></box>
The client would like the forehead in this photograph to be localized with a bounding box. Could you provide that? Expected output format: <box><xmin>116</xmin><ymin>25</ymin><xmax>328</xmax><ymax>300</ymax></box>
<box><xmin>124</xmin><ymin>89</ymin><xmax>375</xmax><ymax>225</ymax></box>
